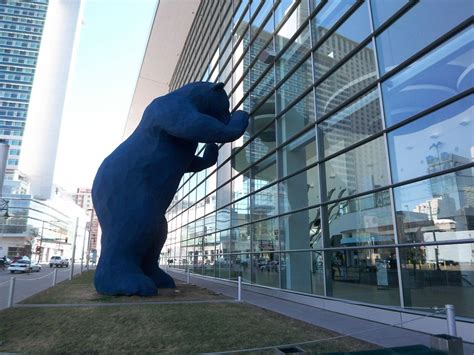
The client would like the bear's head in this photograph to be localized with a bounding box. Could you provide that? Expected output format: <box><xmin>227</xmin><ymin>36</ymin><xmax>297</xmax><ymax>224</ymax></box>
<box><xmin>140</xmin><ymin>81</ymin><xmax>248</xmax><ymax>144</ymax></box>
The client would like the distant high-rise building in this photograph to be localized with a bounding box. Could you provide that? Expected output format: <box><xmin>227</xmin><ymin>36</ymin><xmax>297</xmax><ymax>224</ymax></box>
<box><xmin>73</xmin><ymin>187</ymin><xmax>100</xmax><ymax>254</ymax></box>
<box><xmin>0</xmin><ymin>0</ymin><xmax>49</xmax><ymax>171</ymax></box>
<box><xmin>0</xmin><ymin>0</ymin><xmax>84</xmax><ymax>199</ymax></box>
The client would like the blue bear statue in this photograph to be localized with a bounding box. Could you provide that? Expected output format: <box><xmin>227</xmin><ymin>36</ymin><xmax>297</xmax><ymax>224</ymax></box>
<box><xmin>92</xmin><ymin>82</ymin><xmax>249</xmax><ymax>296</ymax></box>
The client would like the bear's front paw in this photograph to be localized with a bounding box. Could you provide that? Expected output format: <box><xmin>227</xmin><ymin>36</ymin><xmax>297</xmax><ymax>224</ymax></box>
<box><xmin>203</xmin><ymin>143</ymin><xmax>219</xmax><ymax>164</ymax></box>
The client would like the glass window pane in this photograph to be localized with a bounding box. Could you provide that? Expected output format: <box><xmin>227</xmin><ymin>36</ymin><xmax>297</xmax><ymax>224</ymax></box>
<box><xmin>326</xmin><ymin>248</ymin><xmax>400</xmax><ymax>306</ymax></box>
<box><xmin>394</xmin><ymin>168</ymin><xmax>474</xmax><ymax>244</ymax></box>
<box><xmin>370</xmin><ymin>0</ymin><xmax>407</xmax><ymax>29</ymax></box>
<box><xmin>278</xmin><ymin>90</ymin><xmax>316</xmax><ymax>144</ymax></box>
<box><xmin>276</xmin><ymin>58</ymin><xmax>313</xmax><ymax>113</ymax></box>
<box><xmin>281</xmin><ymin>129</ymin><xmax>317</xmax><ymax>177</ymax></box>
<box><xmin>250</xmin><ymin>38</ymin><xmax>274</xmax><ymax>87</ymax></box>
<box><xmin>382</xmin><ymin>26</ymin><xmax>474</xmax><ymax>126</ymax></box>
<box><xmin>323</xmin><ymin>136</ymin><xmax>389</xmax><ymax>200</ymax></box>
<box><xmin>276</xmin><ymin>24</ymin><xmax>311</xmax><ymax>83</ymax></box>
<box><xmin>251</xmin><ymin>0</ymin><xmax>273</xmax><ymax>36</ymax></box>
<box><xmin>253</xmin><ymin>251</ymin><xmax>280</xmax><ymax>288</ymax></box>
<box><xmin>316</xmin><ymin>43</ymin><xmax>377</xmax><ymax>117</ymax></box>
<box><xmin>230</xmin><ymin>253</ymin><xmax>251</xmax><ymax>282</ymax></box>
<box><xmin>400</xmin><ymin>243</ymin><xmax>474</xmax><ymax>317</ymax></box>
<box><xmin>311</xmin><ymin>0</ymin><xmax>355</xmax><ymax>44</ymax></box>
<box><xmin>280</xmin><ymin>207</ymin><xmax>320</xmax><ymax>251</ymax></box>
<box><xmin>252</xmin><ymin>184</ymin><xmax>278</xmax><ymax>220</ymax></box>
<box><xmin>376</xmin><ymin>0</ymin><xmax>473</xmax><ymax>74</ymax></box>
<box><xmin>280</xmin><ymin>165</ymin><xmax>320</xmax><ymax>214</ymax></box>
<box><xmin>319</xmin><ymin>89</ymin><xmax>382</xmax><ymax>158</ymax></box>
<box><xmin>314</xmin><ymin>2</ymin><xmax>371</xmax><ymax>80</ymax></box>
<box><xmin>231</xmin><ymin>224</ymin><xmax>250</xmax><ymax>252</ymax></box>
<box><xmin>250</xmin><ymin>66</ymin><xmax>275</xmax><ymax>110</ymax></box>
<box><xmin>281</xmin><ymin>251</ymin><xmax>323</xmax><ymax>295</ymax></box>
<box><xmin>252</xmin><ymin>153</ymin><xmax>277</xmax><ymax>191</ymax></box>
<box><xmin>276</xmin><ymin>7</ymin><xmax>310</xmax><ymax>54</ymax></box>
<box><xmin>325</xmin><ymin>190</ymin><xmax>395</xmax><ymax>248</ymax></box>
<box><xmin>232</xmin><ymin>173</ymin><xmax>250</xmax><ymax>201</ymax></box>
<box><xmin>232</xmin><ymin>195</ymin><xmax>250</xmax><ymax>227</ymax></box>
<box><xmin>388</xmin><ymin>95</ymin><xmax>474</xmax><ymax>183</ymax></box>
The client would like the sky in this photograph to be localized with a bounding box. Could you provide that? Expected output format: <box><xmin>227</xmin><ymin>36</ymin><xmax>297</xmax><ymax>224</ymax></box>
<box><xmin>54</xmin><ymin>0</ymin><xmax>157</xmax><ymax>192</ymax></box>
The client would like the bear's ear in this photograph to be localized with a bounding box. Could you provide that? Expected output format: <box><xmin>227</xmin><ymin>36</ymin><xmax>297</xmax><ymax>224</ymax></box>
<box><xmin>212</xmin><ymin>82</ymin><xmax>225</xmax><ymax>91</ymax></box>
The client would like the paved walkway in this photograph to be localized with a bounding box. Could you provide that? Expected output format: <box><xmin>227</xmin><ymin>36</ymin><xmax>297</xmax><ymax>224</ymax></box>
<box><xmin>168</xmin><ymin>269</ymin><xmax>474</xmax><ymax>354</ymax></box>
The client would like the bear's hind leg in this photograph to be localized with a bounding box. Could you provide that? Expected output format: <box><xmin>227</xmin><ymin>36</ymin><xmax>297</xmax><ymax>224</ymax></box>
<box><xmin>141</xmin><ymin>217</ymin><xmax>176</xmax><ymax>289</ymax></box>
<box><xmin>95</xmin><ymin>249</ymin><xmax>157</xmax><ymax>296</ymax></box>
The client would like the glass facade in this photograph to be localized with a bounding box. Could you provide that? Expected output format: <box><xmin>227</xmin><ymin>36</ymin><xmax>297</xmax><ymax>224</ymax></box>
<box><xmin>0</xmin><ymin>0</ymin><xmax>48</xmax><ymax>168</ymax></box>
<box><xmin>163</xmin><ymin>0</ymin><xmax>474</xmax><ymax>317</ymax></box>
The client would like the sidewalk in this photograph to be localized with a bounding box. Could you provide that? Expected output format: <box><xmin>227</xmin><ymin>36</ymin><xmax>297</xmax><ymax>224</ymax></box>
<box><xmin>168</xmin><ymin>269</ymin><xmax>474</xmax><ymax>354</ymax></box>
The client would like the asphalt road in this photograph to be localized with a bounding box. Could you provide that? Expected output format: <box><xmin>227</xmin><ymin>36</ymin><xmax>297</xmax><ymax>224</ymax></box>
<box><xmin>0</xmin><ymin>264</ymin><xmax>84</xmax><ymax>310</ymax></box>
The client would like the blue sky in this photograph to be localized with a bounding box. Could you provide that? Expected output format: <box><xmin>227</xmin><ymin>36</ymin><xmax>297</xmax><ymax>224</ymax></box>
<box><xmin>54</xmin><ymin>0</ymin><xmax>157</xmax><ymax>191</ymax></box>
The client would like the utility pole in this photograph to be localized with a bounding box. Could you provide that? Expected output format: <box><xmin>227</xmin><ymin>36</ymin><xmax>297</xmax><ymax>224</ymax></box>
<box><xmin>69</xmin><ymin>217</ymin><xmax>79</xmax><ymax>280</ymax></box>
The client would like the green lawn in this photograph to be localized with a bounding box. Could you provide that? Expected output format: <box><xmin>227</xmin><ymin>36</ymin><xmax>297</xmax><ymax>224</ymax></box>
<box><xmin>0</xmin><ymin>271</ymin><xmax>380</xmax><ymax>354</ymax></box>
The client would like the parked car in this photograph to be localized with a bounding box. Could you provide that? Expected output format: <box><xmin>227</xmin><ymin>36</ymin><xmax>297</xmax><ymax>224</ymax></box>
<box><xmin>30</xmin><ymin>261</ymin><xmax>42</xmax><ymax>272</ymax></box>
<box><xmin>49</xmin><ymin>256</ymin><xmax>69</xmax><ymax>268</ymax></box>
<box><xmin>8</xmin><ymin>259</ymin><xmax>33</xmax><ymax>273</ymax></box>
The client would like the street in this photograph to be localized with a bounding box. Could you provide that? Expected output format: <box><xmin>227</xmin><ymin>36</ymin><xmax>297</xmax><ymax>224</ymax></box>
<box><xmin>0</xmin><ymin>264</ymin><xmax>85</xmax><ymax>310</ymax></box>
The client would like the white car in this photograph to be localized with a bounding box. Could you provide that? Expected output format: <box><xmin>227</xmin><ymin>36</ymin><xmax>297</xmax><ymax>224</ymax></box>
<box><xmin>30</xmin><ymin>261</ymin><xmax>42</xmax><ymax>272</ymax></box>
<box><xmin>8</xmin><ymin>259</ymin><xmax>33</xmax><ymax>273</ymax></box>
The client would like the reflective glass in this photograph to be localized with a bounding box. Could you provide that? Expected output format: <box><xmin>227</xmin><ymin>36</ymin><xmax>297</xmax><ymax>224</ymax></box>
<box><xmin>400</xmin><ymin>244</ymin><xmax>474</xmax><ymax>317</ymax></box>
<box><xmin>278</xmin><ymin>90</ymin><xmax>315</xmax><ymax>144</ymax></box>
<box><xmin>231</xmin><ymin>253</ymin><xmax>251</xmax><ymax>282</ymax></box>
<box><xmin>252</xmin><ymin>153</ymin><xmax>277</xmax><ymax>191</ymax></box>
<box><xmin>319</xmin><ymin>89</ymin><xmax>382</xmax><ymax>158</ymax></box>
<box><xmin>250</xmin><ymin>0</ymin><xmax>273</xmax><ymax>38</ymax></box>
<box><xmin>376</xmin><ymin>0</ymin><xmax>473</xmax><ymax>74</ymax></box>
<box><xmin>281</xmin><ymin>129</ymin><xmax>317</xmax><ymax>177</ymax></box>
<box><xmin>232</xmin><ymin>195</ymin><xmax>250</xmax><ymax>227</ymax></box>
<box><xmin>250</xmin><ymin>37</ymin><xmax>274</xmax><ymax>87</ymax></box>
<box><xmin>280</xmin><ymin>251</ymin><xmax>323</xmax><ymax>294</ymax></box>
<box><xmin>276</xmin><ymin>58</ymin><xmax>313</xmax><ymax>113</ymax></box>
<box><xmin>325</xmin><ymin>190</ymin><xmax>395</xmax><ymax>248</ymax></box>
<box><xmin>326</xmin><ymin>247</ymin><xmax>400</xmax><ymax>306</ymax></box>
<box><xmin>382</xmin><ymin>27</ymin><xmax>474</xmax><ymax>126</ymax></box>
<box><xmin>280</xmin><ymin>165</ymin><xmax>320</xmax><ymax>214</ymax></box>
<box><xmin>313</xmin><ymin>2</ymin><xmax>371</xmax><ymax>80</ymax></box>
<box><xmin>394</xmin><ymin>168</ymin><xmax>474</xmax><ymax>244</ymax></box>
<box><xmin>276</xmin><ymin>24</ymin><xmax>311</xmax><ymax>82</ymax></box>
<box><xmin>316</xmin><ymin>43</ymin><xmax>377</xmax><ymax>116</ymax></box>
<box><xmin>250</xmin><ymin>66</ymin><xmax>275</xmax><ymax>110</ymax></box>
<box><xmin>311</xmin><ymin>0</ymin><xmax>355</xmax><ymax>43</ymax></box>
<box><xmin>252</xmin><ymin>184</ymin><xmax>278</xmax><ymax>221</ymax></box>
<box><xmin>388</xmin><ymin>95</ymin><xmax>474</xmax><ymax>183</ymax></box>
<box><xmin>370</xmin><ymin>0</ymin><xmax>407</xmax><ymax>29</ymax></box>
<box><xmin>275</xmin><ymin>3</ymin><xmax>310</xmax><ymax>54</ymax></box>
<box><xmin>231</xmin><ymin>224</ymin><xmax>250</xmax><ymax>252</ymax></box>
<box><xmin>253</xmin><ymin>251</ymin><xmax>280</xmax><ymax>288</ymax></box>
<box><xmin>323</xmin><ymin>136</ymin><xmax>389</xmax><ymax>200</ymax></box>
<box><xmin>279</xmin><ymin>207</ymin><xmax>320</xmax><ymax>251</ymax></box>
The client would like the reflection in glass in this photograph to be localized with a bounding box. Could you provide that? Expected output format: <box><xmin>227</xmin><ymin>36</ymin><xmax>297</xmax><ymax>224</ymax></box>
<box><xmin>314</xmin><ymin>2</ymin><xmax>371</xmax><ymax>80</ymax></box>
<box><xmin>325</xmin><ymin>190</ymin><xmax>395</xmax><ymax>248</ymax></box>
<box><xmin>280</xmin><ymin>251</ymin><xmax>324</xmax><ymax>295</ymax></box>
<box><xmin>388</xmin><ymin>95</ymin><xmax>474</xmax><ymax>183</ymax></box>
<box><xmin>231</xmin><ymin>253</ymin><xmax>251</xmax><ymax>283</ymax></box>
<box><xmin>250</xmin><ymin>66</ymin><xmax>275</xmax><ymax>110</ymax></box>
<box><xmin>231</xmin><ymin>224</ymin><xmax>250</xmax><ymax>253</ymax></box>
<box><xmin>278</xmin><ymin>90</ymin><xmax>315</xmax><ymax>144</ymax></box>
<box><xmin>326</xmin><ymin>248</ymin><xmax>400</xmax><ymax>306</ymax></box>
<box><xmin>281</xmin><ymin>129</ymin><xmax>317</xmax><ymax>177</ymax></box>
<box><xmin>319</xmin><ymin>89</ymin><xmax>382</xmax><ymax>158</ymax></box>
<box><xmin>252</xmin><ymin>184</ymin><xmax>278</xmax><ymax>221</ymax></box>
<box><xmin>311</xmin><ymin>1</ymin><xmax>355</xmax><ymax>43</ymax></box>
<box><xmin>279</xmin><ymin>207</ymin><xmax>319</xmax><ymax>251</ymax></box>
<box><xmin>400</xmin><ymin>244</ymin><xmax>474</xmax><ymax>317</ymax></box>
<box><xmin>279</xmin><ymin>165</ymin><xmax>320</xmax><ymax>214</ymax></box>
<box><xmin>323</xmin><ymin>137</ymin><xmax>389</xmax><ymax>200</ymax></box>
<box><xmin>231</xmin><ymin>195</ymin><xmax>250</xmax><ymax>227</ymax></box>
<box><xmin>394</xmin><ymin>168</ymin><xmax>474</xmax><ymax>244</ymax></box>
<box><xmin>276</xmin><ymin>58</ymin><xmax>313</xmax><ymax>113</ymax></box>
<box><xmin>370</xmin><ymin>0</ymin><xmax>407</xmax><ymax>29</ymax></box>
<box><xmin>382</xmin><ymin>26</ymin><xmax>474</xmax><ymax>126</ymax></box>
<box><xmin>376</xmin><ymin>0</ymin><xmax>473</xmax><ymax>74</ymax></box>
<box><xmin>276</xmin><ymin>24</ymin><xmax>311</xmax><ymax>84</ymax></box>
<box><xmin>252</xmin><ymin>153</ymin><xmax>277</xmax><ymax>192</ymax></box>
<box><xmin>316</xmin><ymin>43</ymin><xmax>377</xmax><ymax>116</ymax></box>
